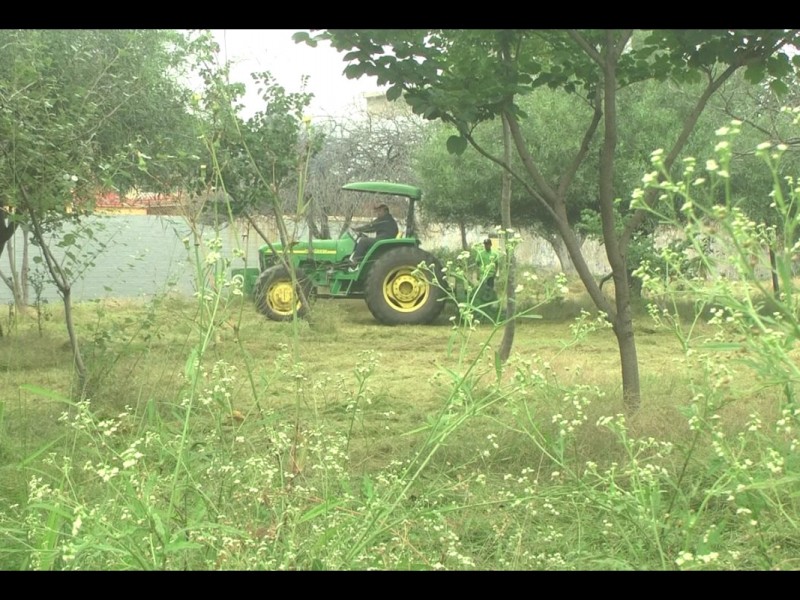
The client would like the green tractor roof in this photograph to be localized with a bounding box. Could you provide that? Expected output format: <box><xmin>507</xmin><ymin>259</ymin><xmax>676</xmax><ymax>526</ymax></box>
<box><xmin>342</xmin><ymin>181</ymin><xmax>422</xmax><ymax>201</ymax></box>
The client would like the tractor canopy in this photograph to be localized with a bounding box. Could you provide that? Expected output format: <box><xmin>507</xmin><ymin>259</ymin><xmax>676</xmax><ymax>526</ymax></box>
<box><xmin>342</xmin><ymin>181</ymin><xmax>421</xmax><ymax>238</ymax></box>
<box><xmin>342</xmin><ymin>181</ymin><xmax>422</xmax><ymax>200</ymax></box>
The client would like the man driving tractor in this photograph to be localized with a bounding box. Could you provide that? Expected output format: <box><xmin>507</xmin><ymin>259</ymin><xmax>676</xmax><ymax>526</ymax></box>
<box><xmin>348</xmin><ymin>203</ymin><xmax>399</xmax><ymax>269</ymax></box>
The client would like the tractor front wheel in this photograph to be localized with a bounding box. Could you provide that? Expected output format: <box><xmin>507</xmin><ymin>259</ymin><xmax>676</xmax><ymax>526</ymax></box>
<box><xmin>254</xmin><ymin>265</ymin><xmax>313</xmax><ymax>321</ymax></box>
<box><xmin>364</xmin><ymin>247</ymin><xmax>446</xmax><ymax>325</ymax></box>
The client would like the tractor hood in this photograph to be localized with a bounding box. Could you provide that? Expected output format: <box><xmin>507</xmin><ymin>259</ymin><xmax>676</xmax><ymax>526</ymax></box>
<box><xmin>261</xmin><ymin>238</ymin><xmax>343</xmax><ymax>256</ymax></box>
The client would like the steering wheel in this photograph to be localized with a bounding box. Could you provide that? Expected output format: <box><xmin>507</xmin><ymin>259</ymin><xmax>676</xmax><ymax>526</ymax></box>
<box><xmin>339</xmin><ymin>226</ymin><xmax>362</xmax><ymax>240</ymax></box>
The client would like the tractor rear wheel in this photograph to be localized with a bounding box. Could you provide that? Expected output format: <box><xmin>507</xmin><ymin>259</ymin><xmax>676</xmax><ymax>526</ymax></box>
<box><xmin>254</xmin><ymin>265</ymin><xmax>313</xmax><ymax>321</ymax></box>
<box><xmin>364</xmin><ymin>247</ymin><xmax>446</xmax><ymax>325</ymax></box>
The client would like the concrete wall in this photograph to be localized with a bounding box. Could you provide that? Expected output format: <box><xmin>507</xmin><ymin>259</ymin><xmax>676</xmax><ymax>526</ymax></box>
<box><xmin>0</xmin><ymin>215</ymin><xmax>265</xmax><ymax>304</ymax></box>
<box><xmin>0</xmin><ymin>214</ymin><xmax>613</xmax><ymax>304</ymax></box>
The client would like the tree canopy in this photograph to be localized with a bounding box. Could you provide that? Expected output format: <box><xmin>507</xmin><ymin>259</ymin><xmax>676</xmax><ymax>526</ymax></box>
<box><xmin>0</xmin><ymin>30</ymin><xmax>203</xmax><ymax>242</ymax></box>
<box><xmin>300</xmin><ymin>28</ymin><xmax>800</xmax><ymax>411</ymax></box>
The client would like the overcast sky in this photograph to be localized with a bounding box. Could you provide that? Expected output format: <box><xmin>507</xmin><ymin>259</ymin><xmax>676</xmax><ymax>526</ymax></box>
<box><xmin>211</xmin><ymin>29</ymin><xmax>384</xmax><ymax>121</ymax></box>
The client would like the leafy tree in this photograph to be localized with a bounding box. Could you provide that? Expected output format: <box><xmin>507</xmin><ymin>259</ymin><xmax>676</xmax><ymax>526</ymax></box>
<box><xmin>299</xmin><ymin>28</ymin><xmax>800</xmax><ymax>412</ymax></box>
<box><xmin>415</xmin><ymin>77</ymin><xmax>727</xmax><ymax>277</ymax></box>
<box><xmin>299</xmin><ymin>107</ymin><xmax>428</xmax><ymax>239</ymax></box>
<box><xmin>0</xmin><ymin>29</ymin><xmax>204</xmax><ymax>393</ymax></box>
<box><xmin>188</xmin><ymin>41</ymin><xmax>316</xmax><ymax>251</ymax></box>
<box><xmin>414</xmin><ymin>122</ymin><xmax>504</xmax><ymax>250</ymax></box>
<box><xmin>414</xmin><ymin>89</ymin><xmax>601</xmax><ymax>262</ymax></box>
<box><xmin>707</xmin><ymin>71</ymin><xmax>800</xmax><ymax>294</ymax></box>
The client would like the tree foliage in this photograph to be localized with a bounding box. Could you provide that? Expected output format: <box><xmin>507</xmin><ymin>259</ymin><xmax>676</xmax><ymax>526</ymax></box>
<box><xmin>293</xmin><ymin>107</ymin><xmax>427</xmax><ymax>238</ymax></box>
<box><xmin>194</xmin><ymin>68</ymin><xmax>314</xmax><ymax>219</ymax></box>
<box><xmin>413</xmin><ymin>122</ymin><xmax>500</xmax><ymax>235</ymax></box>
<box><xmin>0</xmin><ymin>30</ymin><xmax>202</xmax><ymax>218</ymax></box>
<box><xmin>0</xmin><ymin>29</ymin><xmax>205</xmax><ymax>392</ymax></box>
<box><xmin>302</xmin><ymin>28</ymin><xmax>800</xmax><ymax>411</ymax></box>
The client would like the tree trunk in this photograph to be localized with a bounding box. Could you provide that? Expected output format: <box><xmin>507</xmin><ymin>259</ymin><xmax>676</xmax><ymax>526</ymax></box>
<box><xmin>28</xmin><ymin>207</ymin><xmax>87</xmax><ymax>395</ymax></box>
<box><xmin>612</xmin><ymin>283</ymin><xmax>641</xmax><ymax>412</ymax></box>
<box><xmin>319</xmin><ymin>210</ymin><xmax>331</xmax><ymax>240</ymax></box>
<box><xmin>543</xmin><ymin>230</ymin><xmax>580</xmax><ymax>275</ymax></box>
<box><xmin>491</xmin><ymin>31</ymin><xmax>644</xmax><ymax>410</ymax></box>
<box><xmin>21</xmin><ymin>228</ymin><xmax>29</xmax><ymax>307</ymax></box>
<box><xmin>596</xmin><ymin>30</ymin><xmax>641</xmax><ymax>412</ymax></box>
<box><xmin>61</xmin><ymin>285</ymin><xmax>88</xmax><ymax>395</ymax></box>
<box><xmin>459</xmin><ymin>222</ymin><xmax>468</xmax><ymax>251</ymax></box>
<box><xmin>305</xmin><ymin>211</ymin><xmax>322</xmax><ymax>239</ymax></box>
<box><xmin>0</xmin><ymin>208</ymin><xmax>17</xmax><ymax>261</ymax></box>
<box><xmin>769</xmin><ymin>245</ymin><xmax>780</xmax><ymax>297</ymax></box>
<box><xmin>498</xmin><ymin>113</ymin><xmax>516</xmax><ymax>363</ymax></box>
<box><xmin>0</xmin><ymin>214</ymin><xmax>29</xmax><ymax>311</ymax></box>
<box><xmin>305</xmin><ymin>196</ymin><xmax>332</xmax><ymax>240</ymax></box>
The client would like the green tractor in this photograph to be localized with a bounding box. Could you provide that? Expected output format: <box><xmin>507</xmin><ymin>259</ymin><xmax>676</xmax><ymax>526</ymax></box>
<box><xmin>252</xmin><ymin>181</ymin><xmax>448</xmax><ymax>325</ymax></box>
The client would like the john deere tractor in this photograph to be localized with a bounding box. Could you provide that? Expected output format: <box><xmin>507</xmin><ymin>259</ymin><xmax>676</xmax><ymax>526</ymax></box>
<box><xmin>252</xmin><ymin>181</ymin><xmax>447</xmax><ymax>325</ymax></box>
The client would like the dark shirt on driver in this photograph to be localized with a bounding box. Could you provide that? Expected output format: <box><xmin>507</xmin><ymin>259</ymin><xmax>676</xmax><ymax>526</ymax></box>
<box><xmin>354</xmin><ymin>212</ymin><xmax>398</xmax><ymax>239</ymax></box>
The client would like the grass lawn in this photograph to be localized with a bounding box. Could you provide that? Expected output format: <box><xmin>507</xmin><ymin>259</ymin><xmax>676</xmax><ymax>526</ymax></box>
<box><xmin>0</xmin><ymin>286</ymin><xmax>796</xmax><ymax>570</ymax></box>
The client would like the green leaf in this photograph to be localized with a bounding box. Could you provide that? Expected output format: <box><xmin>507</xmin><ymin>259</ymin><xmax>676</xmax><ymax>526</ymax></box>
<box><xmin>386</xmin><ymin>85</ymin><xmax>403</xmax><ymax>102</ymax></box>
<box><xmin>516</xmin><ymin>313</ymin><xmax>542</xmax><ymax>321</ymax></box>
<box><xmin>298</xmin><ymin>499</ymin><xmax>345</xmax><ymax>523</ymax></box>
<box><xmin>19</xmin><ymin>384</ymin><xmax>69</xmax><ymax>402</ymax></box>
<box><xmin>766</xmin><ymin>53</ymin><xmax>791</xmax><ymax>78</ymax></box>
<box><xmin>493</xmin><ymin>349</ymin><xmax>503</xmax><ymax>380</ymax></box>
<box><xmin>184</xmin><ymin>346</ymin><xmax>199</xmax><ymax>381</ymax></box>
<box><xmin>152</xmin><ymin>513</ymin><xmax>167</xmax><ymax>542</ymax></box>
<box><xmin>696</xmin><ymin>342</ymin><xmax>743</xmax><ymax>351</ymax></box>
<box><xmin>446</xmin><ymin>135</ymin><xmax>468</xmax><ymax>155</ymax></box>
<box><xmin>343</xmin><ymin>64</ymin><xmax>366</xmax><ymax>79</ymax></box>
<box><xmin>743</xmin><ymin>64</ymin><xmax>765</xmax><ymax>84</ymax></box>
<box><xmin>311</xmin><ymin>558</ymin><xmax>325</xmax><ymax>570</ymax></box>
<box><xmin>422</xmin><ymin>106</ymin><xmax>440</xmax><ymax>120</ymax></box>
<box><xmin>20</xmin><ymin>436</ymin><xmax>67</xmax><ymax>467</ymax></box>
<box><xmin>769</xmin><ymin>79</ymin><xmax>790</xmax><ymax>96</ymax></box>
<box><xmin>163</xmin><ymin>540</ymin><xmax>204</xmax><ymax>554</ymax></box>
<box><xmin>361</xmin><ymin>475</ymin><xmax>374</xmax><ymax>501</ymax></box>
<box><xmin>291</xmin><ymin>31</ymin><xmax>315</xmax><ymax>47</ymax></box>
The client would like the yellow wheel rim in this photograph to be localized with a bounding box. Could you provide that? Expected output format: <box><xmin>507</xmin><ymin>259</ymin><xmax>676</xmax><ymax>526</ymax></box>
<box><xmin>267</xmin><ymin>280</ymin><xmax>301</xmax><ymax>316</ymax></box>
<box><xmin>382</xmin><ymin>266</ymin><xmax>430</xmax><ymax>312</ymax></box>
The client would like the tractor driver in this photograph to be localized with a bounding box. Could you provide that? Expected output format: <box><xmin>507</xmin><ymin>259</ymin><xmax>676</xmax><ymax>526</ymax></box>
<box><xmin>349</xmin><ymin>203</ymin><xmax>399</xmax><ymax>268</ymax></box>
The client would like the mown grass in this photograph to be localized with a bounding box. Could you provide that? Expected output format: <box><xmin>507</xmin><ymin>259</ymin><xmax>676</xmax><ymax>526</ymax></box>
<box><xmin>0</xmin><ymin>283</ymin><xmax>796</xmax><ymax>570</ymax></box>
